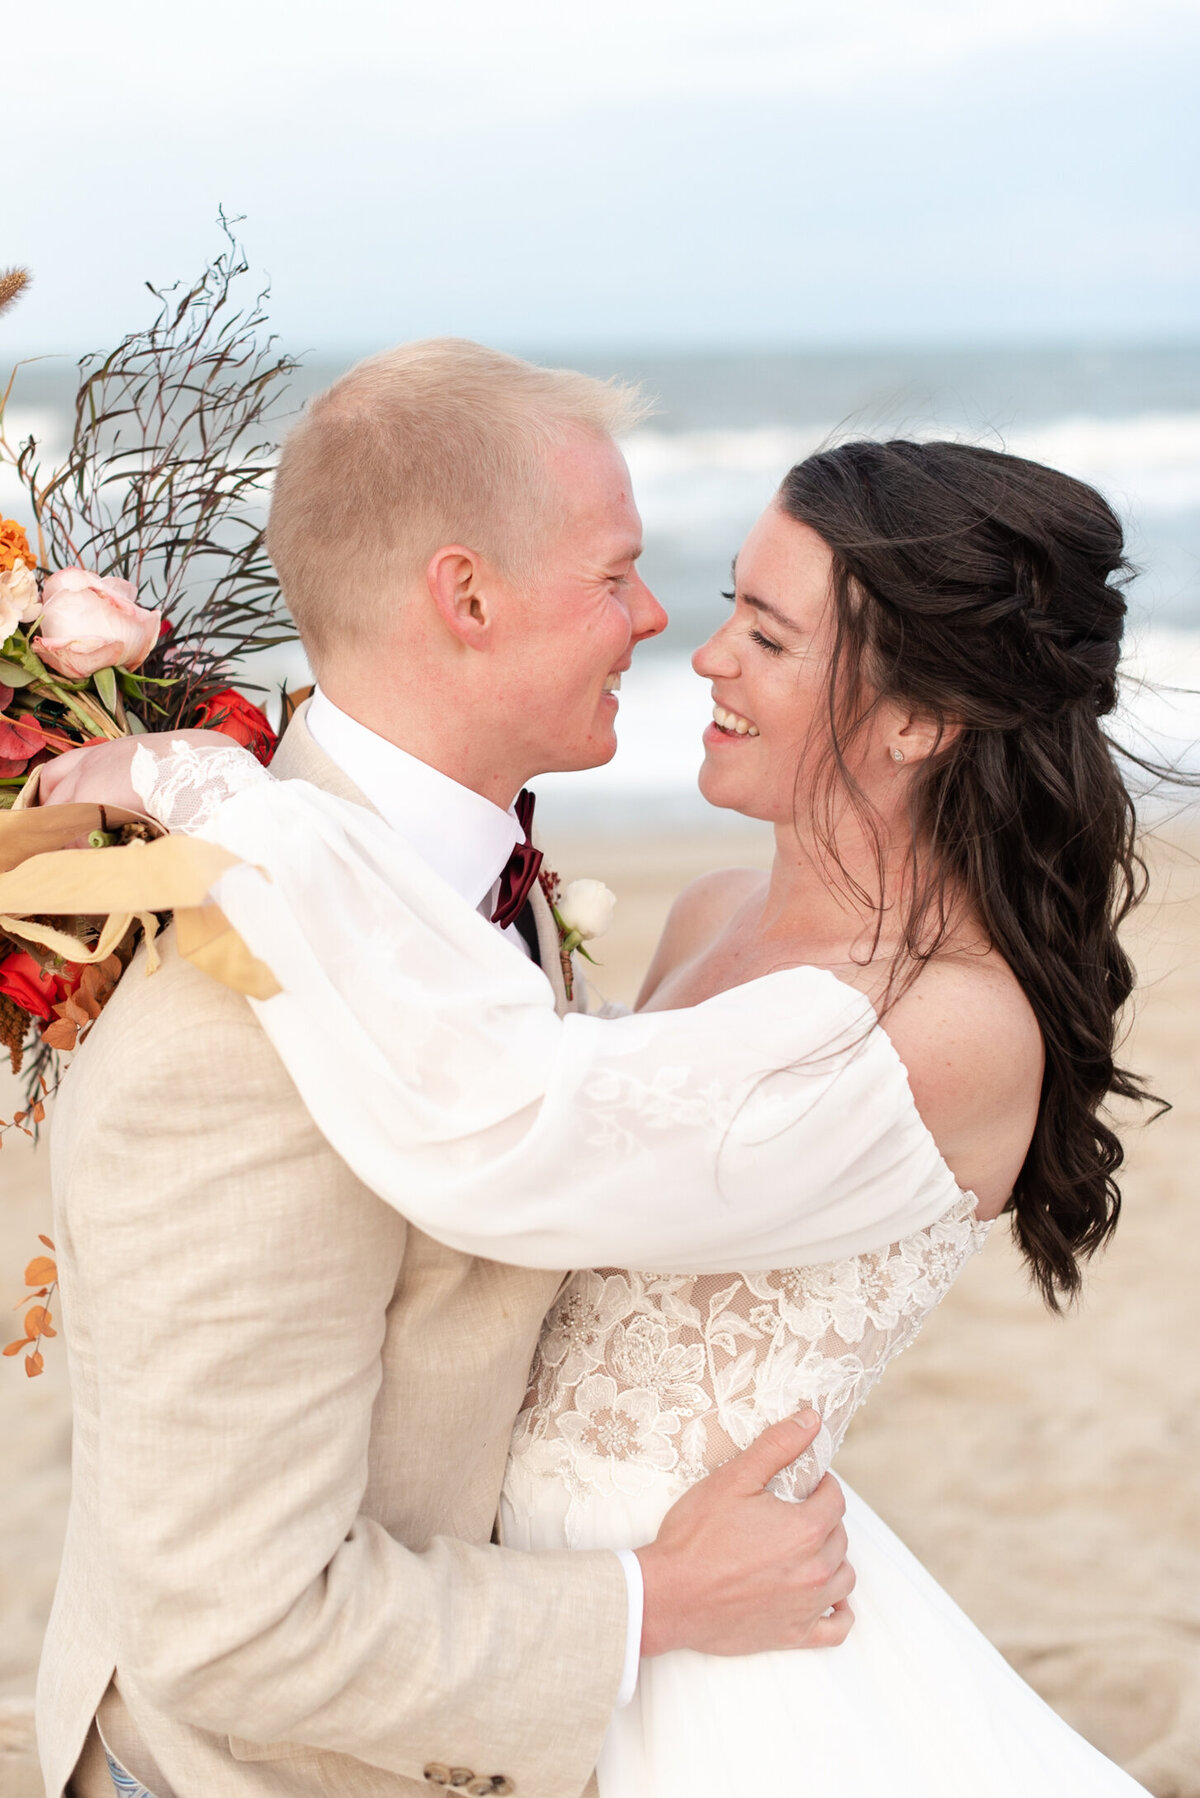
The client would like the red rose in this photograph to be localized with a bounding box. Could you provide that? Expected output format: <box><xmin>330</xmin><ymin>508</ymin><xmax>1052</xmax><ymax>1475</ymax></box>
<box><xmin>0</xmin><ymin>707</ymin><xmax>46</xmax><ymax>779</ymax></box>
<box><xmin>0</xmin><ymin>950</ymin><xmax>81</xmax><ymax>1023</ymax></box>
<box><xmin>192</xmin><ymin>688</ymin><xmax>277</xmax><ymax>766</ymax></box>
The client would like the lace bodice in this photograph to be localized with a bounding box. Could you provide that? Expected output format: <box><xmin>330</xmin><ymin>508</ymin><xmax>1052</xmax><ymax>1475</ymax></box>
<box><xmin>509</xmin><ymin>1193</ymin><xmax>989</xmax><ymax>1530</ymax></box>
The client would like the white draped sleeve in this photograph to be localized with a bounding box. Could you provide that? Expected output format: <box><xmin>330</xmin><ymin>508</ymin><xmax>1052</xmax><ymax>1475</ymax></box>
<box><xmin>191</xmin><ymin>778</ymin><xmax>964</xmax><ymax>1273</ymax></box>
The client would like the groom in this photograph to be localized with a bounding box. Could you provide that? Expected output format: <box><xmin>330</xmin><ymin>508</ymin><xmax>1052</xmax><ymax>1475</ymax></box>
<box><xmin>40</xmin><ymin>340</ymin><xmax>854</xmax><ymax>1798</ymax></box>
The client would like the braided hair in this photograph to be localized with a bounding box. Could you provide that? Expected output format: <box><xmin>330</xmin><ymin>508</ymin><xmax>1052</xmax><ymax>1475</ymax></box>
<box><xmin>778</xmin><ymin>438</ymin><xmax>1155</xmax><ymax>1307</ymax></box>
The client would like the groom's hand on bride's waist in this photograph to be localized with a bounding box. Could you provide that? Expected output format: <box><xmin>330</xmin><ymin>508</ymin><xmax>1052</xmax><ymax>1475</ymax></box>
<box><xmin>634</xmin><ymin>1409</ymin><xmax>855</xmax><ymax>1658</ymax></box>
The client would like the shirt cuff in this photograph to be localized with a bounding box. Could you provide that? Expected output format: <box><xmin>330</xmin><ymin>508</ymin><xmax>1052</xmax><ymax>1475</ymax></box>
<box><xmin>613</xmin><ymin>1549</ymin><xmax>643</xmax><ymax>1707</ymax></box>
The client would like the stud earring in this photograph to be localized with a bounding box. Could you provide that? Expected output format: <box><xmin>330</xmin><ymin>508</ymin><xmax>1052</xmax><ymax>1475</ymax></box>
<box><xmin>890</xmin><ymin>748</ymin><xmax>905</xmax><ymax>763</ymax></box>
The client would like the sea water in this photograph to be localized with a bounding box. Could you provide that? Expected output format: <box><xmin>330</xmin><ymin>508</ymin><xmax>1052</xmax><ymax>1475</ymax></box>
<box><xmin>4</xmin><ymin>343</ymin><xmax>1198</xmax><ymax>827</ymax></box>
<box><xmin>536</xmin><ymin>344</ymin><xmax>1200</xmax><ymax>826</ymax></box>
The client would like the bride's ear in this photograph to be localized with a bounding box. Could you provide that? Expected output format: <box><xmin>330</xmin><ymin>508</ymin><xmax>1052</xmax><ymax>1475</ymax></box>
<box><xmin>425</xmin><ymin>545</ymin><xmax>494</xmax><ymax>648</ymax></box>
<box><xmin>887</xmin><ymin>706</ymin><xmax>963</xmax><ymax>768</ymax></box>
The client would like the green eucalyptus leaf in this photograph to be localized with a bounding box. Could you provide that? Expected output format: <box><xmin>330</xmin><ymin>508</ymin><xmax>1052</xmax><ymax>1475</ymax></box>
<box><xmin>0</xmin><ymin>657</ymin><xmax>36</xmax><ymax>688</ymax></box>
<box><xmin>93</xmin><ymin>665</ymin><xmax>119</xmax><ymax>714</ymax></box>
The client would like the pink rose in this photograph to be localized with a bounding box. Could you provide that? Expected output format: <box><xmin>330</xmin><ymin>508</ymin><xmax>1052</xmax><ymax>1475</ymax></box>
<box><xmin>34</xmin><ymin>568</ymin><xmax>161</xmax><ymax>679</ymax></box>
<box><xmin>0</xmin><ymin>562</ymin><xmax>41</xmax><ymax>641</ymax></box>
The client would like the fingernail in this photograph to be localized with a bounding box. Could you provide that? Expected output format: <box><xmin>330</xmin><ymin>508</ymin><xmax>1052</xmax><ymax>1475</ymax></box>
<box><xmin>796</xmin><ymin>1408</ymin><xmax>820</xmax><ymax>1430</ymax></box>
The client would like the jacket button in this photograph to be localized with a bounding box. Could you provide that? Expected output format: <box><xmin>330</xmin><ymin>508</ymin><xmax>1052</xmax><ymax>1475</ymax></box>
<box><xmin>489</xmin><ymin>1783</ymin><xmax>515</xmax><ymax>1796</ymax></box>
<box><xmin>448</xmin><ymin>1773</ymin><xmax>475</xmax><ymax>1789</ymax></box>
<box><xmin>423</xmin><ymin>1768</ymin><xmax>451</xmax><ymax>1787</ymax></box>
<box><xmin>465</xmin><ymin>1783</ymin><xmax>494</xmax><ymax>1796</ymax></box>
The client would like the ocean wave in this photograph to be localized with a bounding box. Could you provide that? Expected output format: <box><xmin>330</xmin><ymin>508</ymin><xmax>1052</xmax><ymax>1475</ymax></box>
<box><xmin>532</xmin><ymin>632</ymin><xmax>1200</xmax><ymax>827</ymax></box>
<box><xmin>2</xmin><ymin>404</ymin><xmax>1197</xmax><ymax>552</ymax></box>
<box><xmin>623</xmin><ymin>412</ymin><xmax>1200</xmax><ymax>541</ymax></box>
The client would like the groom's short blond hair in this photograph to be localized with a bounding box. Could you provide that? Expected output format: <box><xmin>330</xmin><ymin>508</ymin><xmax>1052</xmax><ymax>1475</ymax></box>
<box><xmin>268</xmin><ymin>338</ymin><xmax>649</xmax><ymax>667</ymax></box>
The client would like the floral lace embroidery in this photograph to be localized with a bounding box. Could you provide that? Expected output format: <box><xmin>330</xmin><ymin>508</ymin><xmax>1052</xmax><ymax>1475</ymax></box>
<box><xmin>130</xmin><ymin>738</ymin><xmax>272</xmax><ymax>832</ymax></box>
<box><xmin>509</xmin><ymin>1192</ymin><xmax>990</xmax><ymax>1531</ymax></box>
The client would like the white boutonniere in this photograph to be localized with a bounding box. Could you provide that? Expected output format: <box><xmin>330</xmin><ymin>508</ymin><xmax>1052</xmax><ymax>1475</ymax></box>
<box><xmin>539</xmin><ymin>872</ymin><xmax>616</xmax><ymax>1000</ymax></box>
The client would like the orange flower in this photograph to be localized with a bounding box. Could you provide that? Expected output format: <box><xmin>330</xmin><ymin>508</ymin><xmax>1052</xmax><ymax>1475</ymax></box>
<box><xmin>0</xmin><ymin>520</ymin><xmax>35</xmax><ymax>575</ymax></box>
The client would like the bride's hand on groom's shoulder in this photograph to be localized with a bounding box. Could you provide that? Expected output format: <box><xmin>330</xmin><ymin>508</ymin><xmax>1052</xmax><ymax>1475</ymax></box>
<box><xmin>36</xmin><ymin>730</ymin><xmax>228</xmax><ymax>812</ymax></box>
<box><xmin>635</xmin><ymin>1410</ymin><xmax>855</xmax><ymax>1658</ymax></box>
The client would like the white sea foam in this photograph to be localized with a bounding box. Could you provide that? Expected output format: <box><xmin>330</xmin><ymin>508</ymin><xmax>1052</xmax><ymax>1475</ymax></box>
<box><xmin>532</xmin><ymin>631</ymin><xmax>1200</xmax><ymax>829</ymax></box>
<box><xmin>5</xmin><ymin>382</ymin><xmax>1198</xmax><ymax>822</ymax></box>
<box><xmin>0</xmin><ymin>411</ymin><xmax>65</xmax><ymax>519</ymax></box>
<box><xmin>622</xmin><ymin>412</ymin><xmax>1200</xmax><ymax>544</ymax></box>
<box><xmin>1005</xmin><ymin>413</ymin><xmax>1200</xmax><ymax>517</ymax></box>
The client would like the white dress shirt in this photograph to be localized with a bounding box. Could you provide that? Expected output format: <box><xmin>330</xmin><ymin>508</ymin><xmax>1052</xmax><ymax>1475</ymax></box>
<box><xmin>306</xmin><ymin>687</ymin><xmax>529</xmax><ymax>947</ymax></box>
<box><xmin>305</xmin><ymin>687</ymin><xmax>644</xmax><ymax>1705</ymax></box>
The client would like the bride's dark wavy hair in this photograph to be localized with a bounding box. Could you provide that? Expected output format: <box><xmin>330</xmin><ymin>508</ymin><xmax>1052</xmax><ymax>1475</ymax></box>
<box><xmin>778</xmin><ymin>438</ymin><xmax>1158</xmax><ymax>1309</ymax></box>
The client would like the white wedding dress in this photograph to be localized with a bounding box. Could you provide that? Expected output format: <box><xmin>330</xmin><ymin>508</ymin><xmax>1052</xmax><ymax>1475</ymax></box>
<box><xmin>116</xmin><ymin>747</ymin><xmax>1148</xmax><ymax>1796</ymax></box>
<box><xmin>502</xmin><ymin>1210</ymin><xmax>1149</xmax><ymax>1796</ymax></box>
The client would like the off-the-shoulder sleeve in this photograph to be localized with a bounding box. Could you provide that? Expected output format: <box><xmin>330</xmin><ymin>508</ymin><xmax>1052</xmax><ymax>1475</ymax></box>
<box><xmin>196</xmin><ymin>780</ymin><xmax>963</xmax><ymax>1273</ymax></box>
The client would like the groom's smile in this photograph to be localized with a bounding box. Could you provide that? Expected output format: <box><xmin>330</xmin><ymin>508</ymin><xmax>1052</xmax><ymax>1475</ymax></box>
<box><xmin>486</xmin><ymin>427</ymin><xmax>667</xmax><ymax>784</ymax></box>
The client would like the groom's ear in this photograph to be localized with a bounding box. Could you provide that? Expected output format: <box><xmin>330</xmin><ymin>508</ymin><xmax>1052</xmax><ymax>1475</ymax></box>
<box><xmin>425</xmin><ymin>545</ymin><xmax>495</xmax><ymax>648</ymax></box>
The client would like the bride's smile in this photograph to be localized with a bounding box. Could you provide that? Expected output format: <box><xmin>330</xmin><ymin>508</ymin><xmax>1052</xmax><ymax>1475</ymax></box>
<box><xmin>692</xmin><ymin>506</ymin><xmax>913</xmax><ymax>829</ymax></box>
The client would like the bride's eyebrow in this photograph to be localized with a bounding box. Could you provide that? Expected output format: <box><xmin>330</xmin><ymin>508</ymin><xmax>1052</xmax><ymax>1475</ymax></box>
<box><xmin>727</xmin><ymin>560</ymin><xmax>801</xmax><ymax>633</ymax></box>
<box><xmin>743</xmin><ymin>592</ymin><xmax>802</xmax><ymax>634</ymax></box>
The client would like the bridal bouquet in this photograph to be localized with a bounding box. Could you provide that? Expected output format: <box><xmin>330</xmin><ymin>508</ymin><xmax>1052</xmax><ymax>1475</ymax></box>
<box><xmin>0</xmin><ymin>223</ymin><xmax>300</xmax><ymax>1097</ymax></box>
<box><xmin>0</xmin><ymin>541</ymin><xmax>276</xmax><ymax>1074</ymax></box>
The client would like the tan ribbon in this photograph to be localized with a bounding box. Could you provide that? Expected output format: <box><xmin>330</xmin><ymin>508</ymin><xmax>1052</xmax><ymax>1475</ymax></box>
<box><xmin>174</xmin><ymin>903</ymin><xmax>281</xmax><ymax>1000</ymax></box>
<box><xmin>0</xmin><ymin>808</ymin><xmax>281</xmax><ymax>1000</ymax></box>
<box><xmin>0</xmin><ymin>909</ymin><xmax>154</xmax><ymax>965</ymax></box>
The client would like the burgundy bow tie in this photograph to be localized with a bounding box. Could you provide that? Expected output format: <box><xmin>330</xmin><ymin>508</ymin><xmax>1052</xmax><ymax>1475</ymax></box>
<box><xmin>492</xmin><ymin>788</ymin><xmax>544</xmax><ymax>929</ymax></box>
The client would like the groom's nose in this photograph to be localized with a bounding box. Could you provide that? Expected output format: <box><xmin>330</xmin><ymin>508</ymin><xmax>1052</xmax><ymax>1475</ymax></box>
<box><xmin>628</xmin><ymin>572</ymin><xmax>668</xmax><ymax>645</ymax></box>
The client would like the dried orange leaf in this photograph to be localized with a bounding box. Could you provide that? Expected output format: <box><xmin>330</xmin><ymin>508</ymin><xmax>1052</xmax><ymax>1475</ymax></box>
<box><xmin>31</xmin><ymin>1100</ymin><xmax>45</xmax><ymax>1124</ymax></box>
<box><xmin>38</xmin><ymin>1235</ymin><xmax>55</xmax><ymax>1250</ymax></box>
<box><xmin>41</xmin><ymin>1020</ymin><xmax>80</xmax><ymax>1052</ymax></box>
<box><xmin>24</xmin><ymin>1305</ymin><xmax>55</xmax><ymax>1338</ymax></box>
<box><xmin>3</xmin><ymin>1338</ymin><xmax>31</xmax><ymax>1357</ymax></box>
<box><xmin>24</xmin><ymin>1350</ymin><xmax>43</xmax><ymax>1377</ymax></box>
<box><xmin>25</xmin><ymin>1256</ymin><xmax>56</xmax><ymax>1287</ymax></box>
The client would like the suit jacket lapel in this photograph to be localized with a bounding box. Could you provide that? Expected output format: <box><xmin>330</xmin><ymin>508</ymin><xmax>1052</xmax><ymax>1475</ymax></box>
<box><xmin>529</xmin><ymin>878</ymin><xmax>583</xmax><ymax>1018</ymax></box>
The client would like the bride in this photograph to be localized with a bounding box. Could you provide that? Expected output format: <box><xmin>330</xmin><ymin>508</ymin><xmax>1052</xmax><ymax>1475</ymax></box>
<box><xmin>34</xmin><ymin>438</ymin><xmax>1152</xmax><ymax>1794</ymax></box>
<box><xmin>501</xmin><ymin>437</ymin><xmax>1153</xmax><ymax>1795</ymax></box>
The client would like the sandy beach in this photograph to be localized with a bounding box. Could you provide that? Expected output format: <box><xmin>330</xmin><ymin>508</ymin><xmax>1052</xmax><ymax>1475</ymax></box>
<box><xmin>2</xmin><ymin>817</ymin><xmax>1198</xmax><ymax>1797</ymax></box>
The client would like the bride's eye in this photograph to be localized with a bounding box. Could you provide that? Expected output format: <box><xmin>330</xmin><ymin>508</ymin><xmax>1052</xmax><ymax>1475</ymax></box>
<box><xmin>722</xmin><ymin>590</ymin><xmax>784</xmax><ymax>655</ymax></box>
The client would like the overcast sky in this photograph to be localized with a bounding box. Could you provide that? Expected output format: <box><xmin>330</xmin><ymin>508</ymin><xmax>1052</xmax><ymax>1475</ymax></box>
<box><xmin>10</xmin><ymin>0</ymin><xmax>1199</xmax><ymax>354</ymax></box>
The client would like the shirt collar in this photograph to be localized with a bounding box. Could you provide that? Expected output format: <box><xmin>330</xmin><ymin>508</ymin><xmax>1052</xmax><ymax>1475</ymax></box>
<box><xmin>305</xmin><ymin>687</ymin><xmax>522</xmax><ymax>909</ymax></box>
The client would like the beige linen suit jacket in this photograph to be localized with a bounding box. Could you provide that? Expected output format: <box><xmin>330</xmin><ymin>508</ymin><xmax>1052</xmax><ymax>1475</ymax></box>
<box><xmin>37</xmin><ymin>712</ymin><xmax>628</xmax><ymax>1798</ymax></box>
